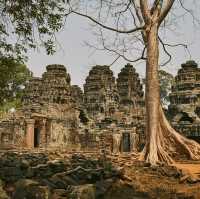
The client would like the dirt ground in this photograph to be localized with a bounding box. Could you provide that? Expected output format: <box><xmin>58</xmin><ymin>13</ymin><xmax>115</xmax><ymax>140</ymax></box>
<box><xmin>108</xmin><ymin>154</ymin><xmax>200</xmax><ymax>199</ymax></box>
<box><xmin>125</xmin><ymin>162</ymin><xmax>200</xmax><ymax>199</ymax></box>
<box><xmin>174</xmin><ymin>162</ymin><xmax>200</xmax><ymax>178</ymax></box>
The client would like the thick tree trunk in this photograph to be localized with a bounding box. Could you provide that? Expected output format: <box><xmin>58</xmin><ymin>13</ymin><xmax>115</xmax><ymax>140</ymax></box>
<box><xmin>142</xmin><ymin>23</ymin><xmax>161</xmax><ymax>165</ymax></box>
<box><xmin>140</xmin><ymin>22</ymin><xmax>200</xmax><ymax>165</ymax></box>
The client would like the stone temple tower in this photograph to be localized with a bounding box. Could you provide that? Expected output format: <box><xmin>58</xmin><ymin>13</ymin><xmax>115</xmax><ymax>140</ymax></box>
<box><xmin>19</xmin><ymin>64</ymin><xmax>79</xmax><ymax>149</ymax></box>
<box><xmin>168</xmin><ymin>60</ymin><xmax>200</xmax><ymax>142</ymax></box>
<box><xmin>41</xmin><ymin>64</ymin><xmax>72</xmax><ymax>104</ymax></box>
<box><xmin>84</xmin><ymin>65</ymin><xmax>119</xmax><ymax>120</ymax></box>
<box><xmin>23</xmin><ymin>64</ymin><xmax>72</xmax><ymax>109</ymax></box>
<box><xmin>117</xmin><ymin>63</ymin><xmax>144</xmax><ymax>113</ymax></box>
<box><xmin>22</xmin><ymin>77</ymin><xmax>42</xmax><ymax>106</ymax></box>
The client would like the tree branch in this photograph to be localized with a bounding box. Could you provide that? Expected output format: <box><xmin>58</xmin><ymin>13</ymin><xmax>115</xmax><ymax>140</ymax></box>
<box><xmin>159</xmin><ymin>0</ymin><xmax>175</xmax><ymax>26</ymax></box>
<box><xmin>132</xmin><ymin>0</ymin><xmax>144</xmax><ymax>25</ymax></box>
<box><xmin>71</xmin><ymin>10</ymin><xmax>144</xmax><ymax>34</ymax></box>
<box><xmin>178</xmin><ymin>0</ymin><xmax>200</xmax><ymax>26</ymax></box>
<box><xmin>158</xmin><ymin>35</ymin><xmax>190</xmax><ymax>66</ymax></box>
<box><xmin>84</xmin><ymin>29</ymin><xmax>146</xmax><ymax>63</ymax></box>
<box><xmin>139</xmin><ymin>0</ymin><xmax>150</xmax><ymax>23</ymax></box>
<box><xmin>159</xmin><ymin>36</ymin><xmax>172</xmax><ymax>66</ymax></box>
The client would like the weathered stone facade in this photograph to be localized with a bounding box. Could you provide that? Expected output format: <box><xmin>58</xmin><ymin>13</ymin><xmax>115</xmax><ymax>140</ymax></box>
<box><xmin>0</xmin><ymin>65</ymin><xmax>80</xmax><ymax>149</ymax></box>
<box><xmin>117</xmin><ymin>63</ymin><xmax>144</xmax><ymax>111</ymax></box>
<box><xmin>0</xmin><ymin>63</ymin><xmax>145</xmax><ymax>153</ymax></box>
<box><xmin>83</xmin><ymin>64</ymin><xmax>145</xmax><ymax>153</ymax></box>
<box><xmin>116</xmin><ymin>64</ymin><xmax>145</xmax><ymax>139</ymax></box>
<box><xmin>116</xmin><ymin>64</ymin><xmax>146</xmax><ymax>150</ymax></box>
<box><xmin>168</xmin><ymin>60</ymin><xmax>200</xmax><ymax>143</ymax></box>
<box><xmin>84</xmin><ymin>65</ymin><xmax>119</xmax><ymax>121</ymax></box>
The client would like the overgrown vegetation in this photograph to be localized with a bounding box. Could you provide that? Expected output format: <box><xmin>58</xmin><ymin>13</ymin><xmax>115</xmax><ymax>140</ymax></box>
<box><xmin>0</xmin><ymin>57</ymin><xmax>32</xmax><ymax>114</ymax></box>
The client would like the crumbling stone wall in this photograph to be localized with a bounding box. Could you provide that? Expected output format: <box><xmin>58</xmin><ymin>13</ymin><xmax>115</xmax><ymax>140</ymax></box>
<box><xmin>22</xmin><ymin>77</ymin><xmax>42</xmax><ymax>106</ymax></box>
<box><xmin>0</xmin><ymin>118</ymin><xmax>28</xmax><ymax>150</ymax></box>
<box><xmin>41</xmin><ymin>65</ymin><xmax>71</xmax><ymax>104</ymax></box>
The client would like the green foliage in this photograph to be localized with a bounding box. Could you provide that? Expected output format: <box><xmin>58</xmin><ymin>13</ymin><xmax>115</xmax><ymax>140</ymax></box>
<box><xmin>0</xmin><ymin>0</ymin><xmax>68</xmax><ymax>61</ymax></box>
<box><xmin>0</xmin><ymin>57</ymin><xmax>32</xmax><ymax>111</ymax></box>
<box><xmin>159</xmin><ymin>70</ymin><xmax>174</xmax><ymax>107</ymax></box>
<box><xmin>0</xmin><ymin>99</ymin><xmax>21</xmax><ymax>116</ymax></box>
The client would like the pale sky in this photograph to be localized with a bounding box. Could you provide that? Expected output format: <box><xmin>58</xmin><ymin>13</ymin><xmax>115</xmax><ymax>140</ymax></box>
<box><xmin>26</xmin><ymin>9</ymin><xmax>200</xmax><ymax>88</ymax></box>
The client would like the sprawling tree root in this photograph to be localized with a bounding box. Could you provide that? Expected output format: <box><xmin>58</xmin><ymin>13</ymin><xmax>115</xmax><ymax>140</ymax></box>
<box><xmin>140</xmin><ymin>105</ymin><xmax>200</xmax><ymax>165</ymax></box>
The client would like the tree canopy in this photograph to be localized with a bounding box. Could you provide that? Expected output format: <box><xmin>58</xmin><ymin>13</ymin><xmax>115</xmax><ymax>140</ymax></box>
<box><xmin>0</xmin><ymin>0</ymin><xmax>68</xmax><ymax>61</ymax></box>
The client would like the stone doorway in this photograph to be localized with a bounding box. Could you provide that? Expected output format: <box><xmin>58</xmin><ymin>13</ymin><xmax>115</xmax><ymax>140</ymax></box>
<box><xmin>122</xmin><ymin>132</ymin><xmax>131</xmax><ymax>152</ymax></box>
<box><xmin>34</xmin><ymin>127</ymin><xmax>40</xmax><ymax>147</ymax></box>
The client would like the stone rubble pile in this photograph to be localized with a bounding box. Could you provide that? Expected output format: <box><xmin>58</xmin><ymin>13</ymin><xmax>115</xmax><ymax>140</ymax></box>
<box><xmin>0</xmin><ymin>152</ymin><xmax>124</xmax><ymax>199</ymax></box>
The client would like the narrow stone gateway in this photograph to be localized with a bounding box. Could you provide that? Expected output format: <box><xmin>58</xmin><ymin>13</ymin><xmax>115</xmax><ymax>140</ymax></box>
<box><xmin>34</xmin><ymin>127</ymin><xmax>40</xmax><ymax>148</ymax></box>
<box><xmin>122</xmin><ymin>132</ymin><xmax>131</xmax><ymax>152</ymax></box>
<box><xmin>34</xmin><ymin>120</ymin><xmax>42</xmax><ymax>148</ymax></box>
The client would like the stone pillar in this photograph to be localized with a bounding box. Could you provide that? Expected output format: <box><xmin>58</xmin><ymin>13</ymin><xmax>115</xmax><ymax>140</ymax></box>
<box><xmin>130</xmin><ymin>130</ymin><xmax>139</xmax><ymax>152</ymax></box>
<box><xmin>112</xmin><ymin>133</ymin><xmax>121</xmax><ymax>154</ymax></box>
<box><xmin>45</xmin><ymin>120</ymin><xmax>51</xmax><ymax>145</ymax></box>
<box><xmin>26</xmin><ymin>119</ymin><xmax>35</xmax><ymax>148</ymax></box>
<box><xmin>40</xmin><ymin>119</ymin><xmax>47</xmax><ymax>147</ymax></box>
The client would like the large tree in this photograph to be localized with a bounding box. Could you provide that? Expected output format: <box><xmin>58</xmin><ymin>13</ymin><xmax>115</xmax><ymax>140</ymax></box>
<box><xmin>67</xmin><ymin>0</ymin><xmax>200</xmax><ymax>165</ymax></box>
<box><xmin>1</xmin><ymin>0</ymin><xmax>200</xmax><ymax>165</ymax></box>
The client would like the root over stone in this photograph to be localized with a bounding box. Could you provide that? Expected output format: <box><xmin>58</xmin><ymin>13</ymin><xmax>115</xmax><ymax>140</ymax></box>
<box><xmin>140</xmin><ymin>105</ymin><xmax>200</xmax><ymax>165</ymax></box>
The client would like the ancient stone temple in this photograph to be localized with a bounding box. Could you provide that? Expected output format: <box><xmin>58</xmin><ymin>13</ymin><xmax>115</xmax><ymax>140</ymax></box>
<box><xmin>116</xmin><ymin>64</ymin><xmax>145</xmax><ymax>125</ymax></box>
<box><xmin>0</xmin><ymin>65</ymin><xmax>80</xmax><ymax>149</ymax></box>
<box><xmin>168</xmin><ymin>60</ymin><xmax>200</xmax><ymax>143</ymax></box>
<box><xmin>84</xmin><ymin>65</ymin><xmax>119</xmax><ymax>121</ymax></box>
<box><xmin>0</xmin><ymin>63</ymin><xmax>146</xmax><ymax>153</ymax></box>
<box><xmin>115</xmin><ymin>64</ymin><xmax>146</xmax><ymax>151</ymax></box>
<box><xmin>117</xmin><ymin>64</ymin><xmax>144</xmax><ymax>109</ymax></box>
<box><xmin>82</xmin><ymin>64</ymin><xmax>145</xmax><ymax>153</ymax></box>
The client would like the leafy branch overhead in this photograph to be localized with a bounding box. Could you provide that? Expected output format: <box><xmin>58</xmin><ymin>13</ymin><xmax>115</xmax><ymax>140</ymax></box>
<box><xmin>0</xmin><ymin>0</ymin><xmax>68</xmax><ymax>60</ymax></box>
